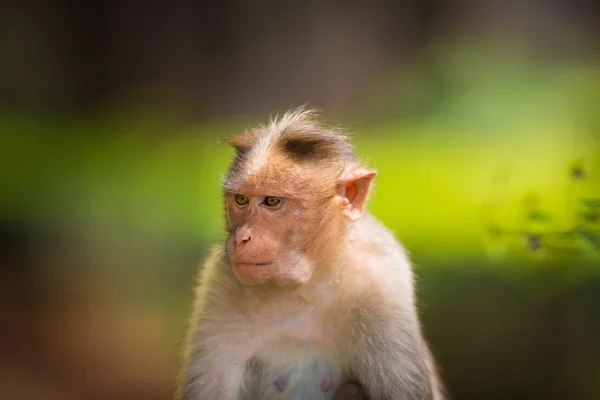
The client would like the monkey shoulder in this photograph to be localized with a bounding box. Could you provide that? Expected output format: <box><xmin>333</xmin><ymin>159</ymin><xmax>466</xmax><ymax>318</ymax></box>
<box><xmin>345</xmin><ymin>213</ymin><xmax>415</xmax><ymax>300</ymax></box>
<box><xmin>338</xmin><ymin>218</ymin><xmax>430</xmax><ymax>399</ymax></box>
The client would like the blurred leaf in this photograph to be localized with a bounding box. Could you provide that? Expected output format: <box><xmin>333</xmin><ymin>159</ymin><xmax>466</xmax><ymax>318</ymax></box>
<box><xmin>522</xmin><ymin>192</ymin><xmax>541</xmax><ymax>210</ymax></box>
<box><xmin>486</xmin><ymin>224</ymin><xmax>504</xmax><ymax>238</ymax></box>
<box><xmin>523</xmin><ymin>233</ymin><xmax>543</xmax><ymax>252</ymax></box>
<box><xmin>581</xmin><ymin>210</ymin><xmax>600</xmax><ymax>223</ymax></box>
<box><xmin>580</xmin><ymin>199</ymin><xmax>600</xmax><ymax>223</ymax></box>
<box><xmin>577</xmin><ymin>228</ymin><xmax>600</xmax><ymax>249</ymax></box>
<box><xmin>528</xmin><ymin>210</ymin><xmax>552</xmax><ymax>222</ymax></box>
<box><xmin>569</xmin><ymin>158</ymin><xmax>586</xmax><ymax>180</ymax></box>
<box><xmin>583</xmin><ymin>198</ymin><xmax>600</xmax><ymax>208</ymax></box>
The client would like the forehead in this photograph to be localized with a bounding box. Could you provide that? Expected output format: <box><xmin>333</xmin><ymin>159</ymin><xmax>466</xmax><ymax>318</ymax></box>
<box><xmin>224</xmin><ymin>153</ymin><xmax>334</xmax><ymax>200</ymax></box>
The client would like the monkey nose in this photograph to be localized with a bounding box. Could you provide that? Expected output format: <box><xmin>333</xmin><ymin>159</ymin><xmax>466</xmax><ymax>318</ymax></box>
<box><xmin>235</xmin><ymin>230</ymin><xmax>251</xmax><ymax>246</ymax></box>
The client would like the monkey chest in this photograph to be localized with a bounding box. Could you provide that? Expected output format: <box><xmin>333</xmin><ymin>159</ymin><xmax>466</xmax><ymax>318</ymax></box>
<box><xmin>238</xmin><ymin>307</ymin><xmax>345</xmax><ymax>399</ymax></box>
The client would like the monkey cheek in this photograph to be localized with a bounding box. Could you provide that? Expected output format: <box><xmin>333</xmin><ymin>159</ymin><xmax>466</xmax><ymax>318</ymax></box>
<box><xmin>273</xmin><ymin>253</ymin><xmax>315</xmax><ymax>288</ymax></box>
<box><xmin>225</xmin><ymin>238</ymin><xmax>236</xmax><ymax>260</ymax></box>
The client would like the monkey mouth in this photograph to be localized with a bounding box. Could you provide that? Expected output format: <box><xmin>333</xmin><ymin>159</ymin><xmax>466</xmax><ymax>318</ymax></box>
<box><xmin>234</xmin><ymin>262</ymin><xmax>272</xmax><ymax>268</ymax></box>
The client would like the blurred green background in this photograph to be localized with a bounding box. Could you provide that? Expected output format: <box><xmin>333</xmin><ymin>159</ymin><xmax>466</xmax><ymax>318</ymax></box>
<box><xmin>1</xmin><ymin>1</ymin><xmax>600</xmax><ymax>399</ymax></box>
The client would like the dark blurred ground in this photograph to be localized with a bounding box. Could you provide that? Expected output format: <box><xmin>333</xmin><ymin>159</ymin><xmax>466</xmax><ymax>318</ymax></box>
<box><xmin>1</xmin><ymin>1</ymin><xmax>600</xmax><ymax>399</ymax></box>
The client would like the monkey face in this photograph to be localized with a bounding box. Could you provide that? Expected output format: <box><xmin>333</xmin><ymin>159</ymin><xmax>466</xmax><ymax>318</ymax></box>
<box><xmin>222</xmin><ymin>159</ymin><xmax>376</xmax><ymax>288</ymax></box>
<box><xmin>224</xmin><ymin>188</ymin><xmax>326</xmax><ymax>288</ymax></box>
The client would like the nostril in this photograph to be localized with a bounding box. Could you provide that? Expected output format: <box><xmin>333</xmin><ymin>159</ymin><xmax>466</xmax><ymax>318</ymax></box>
<box><xmin>235</xmin><ymin>229</ymin><xmax>251</xmax><ymax>246</ymax></box>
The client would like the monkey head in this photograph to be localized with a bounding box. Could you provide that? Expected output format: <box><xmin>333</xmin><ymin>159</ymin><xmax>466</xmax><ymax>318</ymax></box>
<box><xmin>221</xmin><ymin>109</ymin><xmax>376</xmax><ymax>288</ymax></box>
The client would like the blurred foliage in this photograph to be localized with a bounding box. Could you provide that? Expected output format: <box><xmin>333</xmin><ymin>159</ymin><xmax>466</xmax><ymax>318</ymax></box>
<box><xmin>483</xmin><ymin>159</ymin><xmax>600</xmax><ymax>260</ymax></box>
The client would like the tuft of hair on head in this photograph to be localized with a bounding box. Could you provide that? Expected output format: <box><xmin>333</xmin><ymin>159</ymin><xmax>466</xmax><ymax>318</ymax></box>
<box><xmin>224</xmin><ymin>106</ymin><xmax>357</xmax><ymax>168</ymax></box>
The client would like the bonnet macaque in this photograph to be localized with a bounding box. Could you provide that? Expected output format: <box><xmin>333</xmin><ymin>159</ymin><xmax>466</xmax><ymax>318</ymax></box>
<box><xmin>178</xmin><ymin>108</ymin><xmax>444</xmax><ymax>400</ymax></box>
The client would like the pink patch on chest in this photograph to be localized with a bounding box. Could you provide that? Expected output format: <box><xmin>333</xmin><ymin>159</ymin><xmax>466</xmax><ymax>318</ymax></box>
<box><xmin>320</xmin><ymin>375</ymin><xmax>333</xmax><ymax>392</ymax></box>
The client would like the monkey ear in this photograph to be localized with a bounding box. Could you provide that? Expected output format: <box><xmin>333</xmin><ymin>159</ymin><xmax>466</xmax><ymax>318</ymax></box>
<box><xmin>339</xmin><ymin>170</ymin><xmax>377</xmax><ymax>222</ymax></box>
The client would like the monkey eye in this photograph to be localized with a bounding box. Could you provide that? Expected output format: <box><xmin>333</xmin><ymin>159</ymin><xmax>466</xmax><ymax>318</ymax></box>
<box><xmin>234</xmin><ymin>194</ymin><xmax>249</xmax><ymax>206</ymax></box>
<box><xmin>263</xmin><ymin>196</ymin><xmax>281</xmax><ymax>207</ymax></box>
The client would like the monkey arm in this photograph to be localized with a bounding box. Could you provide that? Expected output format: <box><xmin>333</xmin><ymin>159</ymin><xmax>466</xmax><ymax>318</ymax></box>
<box><xmin>333</xmin><ymin>381</ymin><xmax>369</xmax><ymax>400</ymax></box>
<box><xmin>177</xmin><ymin>247</ymin><xmax>248</xmax><ymax>400</ymax></box>
<box><xmin>348</xmin><ymin>299</ymin><xmax>434</xmax><ymax>400</ymax></box>
<box><xmin>178</xmin><ymin>307</ymin><xmax>249</xmax><ymax>400</ymax></box>
<box><xmin>178</xmin><ymin>340</ymin><xmax>221</xmax><ymax>400</ymax></box>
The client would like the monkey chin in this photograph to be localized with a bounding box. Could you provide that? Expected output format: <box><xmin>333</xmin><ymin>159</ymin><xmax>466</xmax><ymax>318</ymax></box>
<box><xmin>233</xmin><ymin>262</ymin><xmax>274</xmax><ymax>286</ymax></box>
<box><xmin>232</xmin><ymin>257</ymin><xmax>314</xmax><ymax>288</ymax></box>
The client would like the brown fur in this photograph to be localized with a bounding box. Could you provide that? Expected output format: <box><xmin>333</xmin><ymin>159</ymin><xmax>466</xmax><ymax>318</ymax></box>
<box><xmin>178</xmin><ymin>107</ymin><xmax>445</xmax><ymax>400</ymax></box>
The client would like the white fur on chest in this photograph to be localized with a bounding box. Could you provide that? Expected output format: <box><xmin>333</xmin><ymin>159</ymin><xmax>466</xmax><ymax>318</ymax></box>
<box><xmin>241</xmin><ymin>294</ymin><xmax>343</xmax><ymax>399</ymax></box>
<box><xmin>195</xmin><ymin>264</ymin><xmax>366</xmax><ymax>398</ymax></box>
<box><xmin>243</xmin><ymin>292</ymin><xmax>337</xmax><ymax>362</ymax></box>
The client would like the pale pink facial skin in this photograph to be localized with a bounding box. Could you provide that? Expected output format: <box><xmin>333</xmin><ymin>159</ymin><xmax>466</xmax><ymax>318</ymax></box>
<box><xmin>225</xmin><ymin>165</ymin><xmax>376</xmax><ymax>288</ymax></box>
<box><xmin>225</xmin><ymin>189</ymin><xmax>314</xmax><ymax>288</ymax></box>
